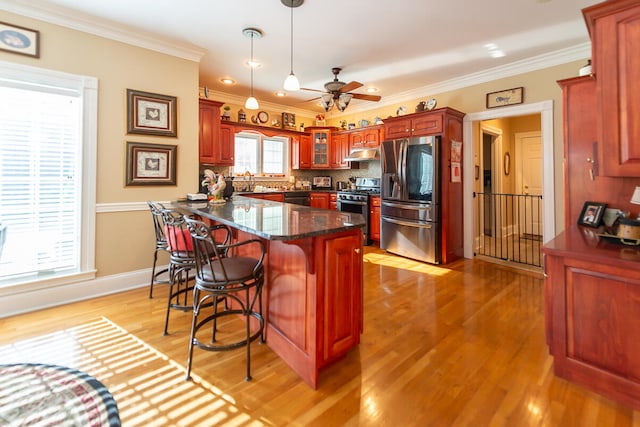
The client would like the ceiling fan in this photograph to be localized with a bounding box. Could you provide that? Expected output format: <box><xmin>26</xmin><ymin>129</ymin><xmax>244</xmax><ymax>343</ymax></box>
<box><xmin>302</xmin><ymin>67</ymin><xmax>381</xmax><ymax>112</ymax></box>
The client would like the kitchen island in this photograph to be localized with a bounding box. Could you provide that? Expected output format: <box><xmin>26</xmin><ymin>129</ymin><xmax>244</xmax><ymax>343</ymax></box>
<box><xmin>172</xmin><ymin>196</ymin><xmax>365</xmax><ymax>389</ymax></box>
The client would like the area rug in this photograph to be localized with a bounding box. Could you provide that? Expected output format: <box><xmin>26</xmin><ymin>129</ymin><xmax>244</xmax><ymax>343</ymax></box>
<box><xmin>0</xmin><ymin>363</ymin><xmax>121</xmax><ymax>427</ymax></box>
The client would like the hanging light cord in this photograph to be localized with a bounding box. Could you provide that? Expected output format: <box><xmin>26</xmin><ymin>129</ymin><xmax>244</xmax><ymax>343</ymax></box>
<box><xmin>289</xmin><ymin>5</ymin><xmax>294</xmax><ymax>74</ymax></box>
<box><xmin>250</xmin><ymin>32</ymin><xmax>255</xmax><ymax>96</ymax></box>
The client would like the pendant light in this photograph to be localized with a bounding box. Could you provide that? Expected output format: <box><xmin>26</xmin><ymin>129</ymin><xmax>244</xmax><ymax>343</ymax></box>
<box><xmin>243</xmin><ymin>27</ymin><xmax>262</xmax><ymax>110</ymax></box>
<box><xmin>282</xmin><ymin>0</ymin><xmax>303</xmax><ymax>91</ymax></box>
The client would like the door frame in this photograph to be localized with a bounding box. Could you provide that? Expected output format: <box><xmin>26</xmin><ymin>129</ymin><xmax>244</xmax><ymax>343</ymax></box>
<box><xmin>479</xmin><ymin>124</ymin><xmax>503</xmax><ymax>241</ymax></box>
<box><xmin>462</xmin><ymin>100</ymin><xmax>555</xmax><ymax>259</ymax></box>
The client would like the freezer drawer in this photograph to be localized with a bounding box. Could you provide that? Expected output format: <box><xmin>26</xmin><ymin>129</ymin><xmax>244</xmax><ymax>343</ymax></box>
<box><xmin>380</xmin><ymin>216</ymin><xmax>440</xmax><ymax>264</ymax></box>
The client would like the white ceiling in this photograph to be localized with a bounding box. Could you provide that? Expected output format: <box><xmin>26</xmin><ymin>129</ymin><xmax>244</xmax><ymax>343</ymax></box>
<box><xmin>2</xmin><ymin>0</ymin><xmax>595</xmax><ymax>115</ymax></box>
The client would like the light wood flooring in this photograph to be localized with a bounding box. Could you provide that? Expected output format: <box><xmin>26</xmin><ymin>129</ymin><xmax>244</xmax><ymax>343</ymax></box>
<box><xmin>1</xmin><ymin>247</ymin><xmax>638</xmax><ymax>426</ymax></box>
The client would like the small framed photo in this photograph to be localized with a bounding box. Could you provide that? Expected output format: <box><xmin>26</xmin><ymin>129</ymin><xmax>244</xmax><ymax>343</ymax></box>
<box><xmin>126</xmin><ymin>141</ymin><xmax>177</xmax><ymax>186</ymax></box>
<box><xmin>486</xmin><ymin>87</ymin><xmax>524</xmax><ymax>109</ymax></box>
<box><xmin>126</xmin><ymin>89</ymin><xmax>177</xmax><ymax>137</ymax></box>
<box><xmin>578</xmin><ymin>201</ymin><xmax>606</xmax><ymax>228</ymax></box>
<box><xmin>0</xmin><ymin>21</ymin><xmax>40</xmax><ymax>58</ymax></box>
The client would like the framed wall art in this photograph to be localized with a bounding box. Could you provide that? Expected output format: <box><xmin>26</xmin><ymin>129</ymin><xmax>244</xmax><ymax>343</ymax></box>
<box><xmin>126</xmin><ymin>89</ymin><xmax>177</xmax><ymax>137</ymax></box>
<box><xmin>486</xmin><ymin>87</ymin><xmax>524</xmax><ymax>109</ymax></box>
<box><xmin>125</xmin><ymin>141</ymin><xmax>177</xmax><ymax>186</ymax></box>
<box><xmin>0</xmin><ymin>21</ymin><xmax>40</xmax><ymax>58</ymax></box>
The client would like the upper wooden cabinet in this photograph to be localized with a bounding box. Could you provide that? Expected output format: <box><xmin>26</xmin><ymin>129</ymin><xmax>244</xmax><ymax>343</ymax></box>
<box><xmin>348</xmin><ymin>125</ymin><xmax>384</xmax><ymax>149</ymax></box>
<box><xmin>310</xmin><ymin>127</ymin><xmax>332</xmax><ymax>168</ymax></box>
<box><xmin>198</xmin><ymin>99</ymin><xmax>225</xmax><ymax>164</ymax></box>
<box><xmin>291</xmin><ymin>134</ymin><xmax>312</xmax><ymax>170</ymax></box>
<box><xmin>383</xmin><ymin>111</ymin><xmax>443</xmax><ymax>138</ymax></box>
<box><xmin>330</xmin><ymin>133</ymin><xmax>350</xmax><ymax>169</ymax></box>
<box><xmin>583</xmin><ymin>0</ymin><xmax>640</xmax><ymax>177</ymax></box>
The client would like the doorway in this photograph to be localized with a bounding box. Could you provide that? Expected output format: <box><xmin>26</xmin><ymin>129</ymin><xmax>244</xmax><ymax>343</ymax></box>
<box><xmin>462</xmin><ymin>101</ymin><xmax>555</xmax><ymax>269</ymax></box>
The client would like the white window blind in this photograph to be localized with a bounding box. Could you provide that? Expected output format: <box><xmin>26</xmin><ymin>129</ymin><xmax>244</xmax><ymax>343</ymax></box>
<box><xmin>0</xmin><ymin>77</ymin><xmax>82</xmax><ymax>284</ymax></box>
<box><xmin>234</xmin><ymin>132</ymin><xmax>288</xmax><ymax>176</ymax></box>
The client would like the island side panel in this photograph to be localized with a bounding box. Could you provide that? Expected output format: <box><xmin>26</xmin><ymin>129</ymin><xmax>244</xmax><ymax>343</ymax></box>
<box><xmin>266</xmin><ymin>238</ymin><xmax>319</xmax><ymax>388</ymax></box>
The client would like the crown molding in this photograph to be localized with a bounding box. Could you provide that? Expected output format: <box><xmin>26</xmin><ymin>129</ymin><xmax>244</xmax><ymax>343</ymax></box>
<box><xmin>0</xmin><ymin>0</ymin><xmax>206</xmax><ymax>62</ymax></box>
<box><xmin>204</xmin><ymin>91</ymin><xmax>319</xmax><ymax>119</ymax></box>
<box><xmin>330</xmin><ymin>42</ymin><xmax>591</xmax><ymax>117</ymax></box>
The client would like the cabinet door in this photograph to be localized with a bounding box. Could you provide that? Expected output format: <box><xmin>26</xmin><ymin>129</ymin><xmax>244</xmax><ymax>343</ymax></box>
<box><xmin>369</xmin><ymin>196</ymin><xmax>381</xmax><ymax>241</ymax></box>
<box><xmin>349</xmin><ymin>131</ymin><xmax>364</xmax><ymax>149</ymax></box>
<box><xmin>217</xmin><ymin>123</ymin><xmax>235</xmax><ymax>166</ymax></box>
<box><xmin>321</xmin><ymin>233</ymin><xmax>362</xmax><ymax>363</ymax></box>
<box><xmin>411</xmin><ymin>113</ymin><xmax>443</xmax><ymax>136</ymax></box>
<box><xmin>262</xmin><ymin>193</ymin><xmax>284</xmax><ymax>202</ymax></box>
<box><xmin>362</xmin><ymin>128</ymin><xmax>381</xmax><ymax>148</ymax></box>
<box><xmin>310</xmin><ymin>192</ymin><xmax>330</xmax><ymax>209</ymax></box>
<box><xmin>198</xmin><ymin>99</ymin><xmax>223</xmax><ymax>164</ymax></box>
<box><xmin>329</xmin><ymin>193</ymin><xmax>337</xmax><ymax>211</ymax></box>
<box><xmin>311</xmin><ymin>130</ymin><xmax>330</xmax><ymax>168</ymax></box>
<box><xmin>384</xmin><ymin>118</ymin><xmax>411</xmax><ymax>139</ymax></box>
<box><xmin>588</xmin><ymin>1</ymin><xmax>640</xmax><ymax>176</ymax></box>
<box><xmin>291</xmin><ymin>134</ymin><xmax>312</xmax><ymax>169</ymax></box>
<box><xmin>330</xmin><ymin>133</ymin><xmax>350</xmax><ymax>169</ymax></box>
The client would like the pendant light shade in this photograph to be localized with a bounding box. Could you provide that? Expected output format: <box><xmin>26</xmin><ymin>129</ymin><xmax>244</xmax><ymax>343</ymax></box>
<box><xmin>243</xmin><ymin>27</ymin><xmax>262</xmax><ymax>110</ymax></box>
<box><xmin>281</xmin><ymin>0</ymin><xmax>303</xmax><ymax>91</ymax></box>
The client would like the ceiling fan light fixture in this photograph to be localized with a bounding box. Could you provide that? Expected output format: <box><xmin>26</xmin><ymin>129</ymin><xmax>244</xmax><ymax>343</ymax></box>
<box><xmin>242</xmin><ymin>27</ymin><xmax>262</xmax><ymax>110</ymax></box>
<box><xmin>320</xmin><ymin>93</ymin><xmax>333</xmax><ymax>112</ymax></box>
<box><xmin>282</xmin><ymin>0</ymin><xmax>303</xmax><ymax>91</ymax></box>
<box><xmin>337</xmin><ymin>93</ymin><xmax>352</xmax><ymax>111</ymax></box>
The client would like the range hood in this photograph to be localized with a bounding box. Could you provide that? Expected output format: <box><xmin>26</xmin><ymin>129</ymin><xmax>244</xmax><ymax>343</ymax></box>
<box><xmin>344</xmin><ymin>148</ymin><xmax>380</xmax><ymax>162</ymax></box>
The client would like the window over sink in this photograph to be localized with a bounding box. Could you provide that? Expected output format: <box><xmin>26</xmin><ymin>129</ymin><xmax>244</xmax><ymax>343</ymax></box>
<box><xmin>234</xmin><ymin>131</ymin><xmax>289</xmax><ymax>177</ymax></box>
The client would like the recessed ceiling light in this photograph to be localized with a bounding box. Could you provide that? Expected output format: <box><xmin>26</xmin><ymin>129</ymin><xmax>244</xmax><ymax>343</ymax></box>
<box><xmin>220</xmin><ymin>78</ymin><xmax>235</xmax><ymax>85</ymax></box>
<box><xmin>490</xmin><ymin>50</ymin><xmax>506</xmax><ymax>58</ymax></box>
<box><xmin>246</xmin><ymin>60</ymin><xmax>262</xmax><ymax>69</ymax></box>
<box><xmin>366</xmin><ymin>87</ymin><xmax>379</xmax><ymax>93</ymax></box>
<box><xmin>275</xmin><ymin>91</ymin><xmax>287</xmax><ymax>97</ymax></box>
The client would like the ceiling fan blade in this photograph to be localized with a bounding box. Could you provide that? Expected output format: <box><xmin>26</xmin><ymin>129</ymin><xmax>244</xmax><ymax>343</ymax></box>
<box><xmin>339</xmin><ymin>81</ymin><xmax>363</xmax><ymax>93</ymax></box>
<box><xmin>304</xmin><ymin>96</ymin><xmax>321</xmax><ymax>102</ymax></box>
<box><xmin>350</xmin><ymin>93</ymin><xmax>382</xmax><ymax>102</ymax></box>
<box><xmin>300</xmin><ymin>87</ymin><xmax>325</xmax><ymax>93</ymax></box>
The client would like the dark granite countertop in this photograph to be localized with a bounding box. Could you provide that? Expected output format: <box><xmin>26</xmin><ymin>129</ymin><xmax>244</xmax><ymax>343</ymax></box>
<box><xmin>172</xmin><ymin>196</ymin><xmax>365</xmax><ymax>241</ymax></box>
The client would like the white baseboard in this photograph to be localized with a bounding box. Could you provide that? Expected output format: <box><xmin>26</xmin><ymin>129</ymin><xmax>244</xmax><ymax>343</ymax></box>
<box><xmin>0</xmin><ymin>266</ymin><xmax>164</xmax><ymax>318</ymax></box>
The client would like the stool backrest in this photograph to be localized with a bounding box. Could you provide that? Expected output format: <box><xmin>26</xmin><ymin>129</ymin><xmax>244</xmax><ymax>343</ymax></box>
<box><xmin>147</xmin><ymin>201</ymin><xmax>167</xmax><ymax>249</ymax></box>
<box><xmin>161</xmin><ymin>209</ymin><xmax>194</xmax><ymax>255</ymax></box>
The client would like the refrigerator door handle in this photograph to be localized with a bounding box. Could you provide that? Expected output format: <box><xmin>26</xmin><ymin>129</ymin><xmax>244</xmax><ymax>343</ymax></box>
<box><xmin>382</xmin><ymin>216</ymin><xmax>433</xmax><ymax>229</ymax></box>
<box><xmin>382</xmin><ymin>201</ymin><xmax>431</xmax><ymax>210</ymax></box>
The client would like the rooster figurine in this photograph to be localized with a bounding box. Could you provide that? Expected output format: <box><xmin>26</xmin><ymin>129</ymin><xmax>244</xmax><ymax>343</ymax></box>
<box><xmin>202</xmin><ymin>169</ymin><xmax>226</xmax><ymax>201</ymax></box>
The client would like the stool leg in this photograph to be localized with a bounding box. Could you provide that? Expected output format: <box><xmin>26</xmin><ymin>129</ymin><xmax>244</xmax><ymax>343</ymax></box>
<box><xmin>245</xmin><ymin>289</ymin><xmax>252</xmax><ymax>382</ymax></box>
<box><xmin>186</xmin><ymin>287</ymin><xmax>200</xmax><ymax>382</ymax></box>
<box><xmin>149</xmin><ymin>249</ymin><xmax>159</xmax><ymax>298</ymax></box>
<box><xmin>163</xmin><ymin>264</ymin><xmax>176</xmax><ymax>336</ymax></box>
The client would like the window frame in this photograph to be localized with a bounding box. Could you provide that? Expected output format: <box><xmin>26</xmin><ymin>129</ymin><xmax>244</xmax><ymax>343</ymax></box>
<box><xmin>0</xmin><ymin>60</ymin><xmax>97</xmax><ymax>294</ymax></box>
<box><xmin>233</xmin><ymin>130</ymin><xmax>290</xmax><ymax>179</ymax></box>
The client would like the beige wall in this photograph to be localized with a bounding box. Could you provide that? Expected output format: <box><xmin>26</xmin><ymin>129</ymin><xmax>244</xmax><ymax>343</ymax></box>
<box><xmin>0</xmin><ymin>11</ymin><xmax>199</xmax><ymax>277</ymax></box>
<box><xmin>0</xmin><ymin>10</ymin><xmax>584</xmax><ymax>283</ymax></box>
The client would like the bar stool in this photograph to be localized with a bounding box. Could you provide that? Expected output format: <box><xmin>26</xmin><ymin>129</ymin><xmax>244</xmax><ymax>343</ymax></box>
<box><xmin>161</xmin><ymin>209</ymin><xmax>231</xmax><ymax>336</ymax></box>
<box><xmin>184</xmin><ymin>216</ymin><xmax>266</xmax><ymax>382</ymax></box>
<box><xmin>146</xmin><ymin>201</ymin><xmax>169</xmax><ymax>299</ymax></box>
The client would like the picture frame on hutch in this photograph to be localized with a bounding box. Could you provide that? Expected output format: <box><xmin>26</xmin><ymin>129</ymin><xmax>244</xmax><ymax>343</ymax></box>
<box><xmin>126</xmin><ymin>89</ymin><xmax>177</xmax><ymax>137</ymax></box>
<box><xmin>0</xmin><ymin>21</ymin><xmax>39</xmax><ymax>57</ymax></box>
<box><xmin>577</xmin><ymin>201</ymin><xmax>606</xmax><ymax>228</ymax></box>
<box><xmin>125</xmin><ymin>141</ymin><xmax>177</xmax><ymax>186</ymax></box>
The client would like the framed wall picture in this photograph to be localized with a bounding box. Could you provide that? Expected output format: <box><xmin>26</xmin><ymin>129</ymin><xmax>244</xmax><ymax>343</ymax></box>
<box><xmin>577</xmin><ymin>201</ymin><xmax>606</xmax><ymax>228</ymax></box>
<box><xmin>125</xmin><ymin>141</ymin><xmax>177</xmax><ymax>186</ymax></box>
<box><xmin>0</xmin><ymin>21</ymin><xmax>40</xmax><ymax>58</ymax></box>
<box><xmin>126</xmin><ymin>89</ymin><xmax>177</xmax><ymax>137</ymax></box>
<box><xmin>486</xmin><ymin>87</ymin><xmax>524</xmax><ymax>109</ymax></box>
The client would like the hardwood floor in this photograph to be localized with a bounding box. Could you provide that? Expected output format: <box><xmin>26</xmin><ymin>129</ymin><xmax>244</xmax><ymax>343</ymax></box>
<box><xmin>1</xmin><ymin>247</ymin><xmax>638</xmax><ymax>426</ymax></box>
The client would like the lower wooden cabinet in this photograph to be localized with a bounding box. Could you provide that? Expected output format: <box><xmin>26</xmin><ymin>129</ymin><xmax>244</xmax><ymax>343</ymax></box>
<box><xmin>543</xmin><ymin>226</ymin><xmax>640</xmax><ymax>410</ymax></box>
<box><xmin>329</xmin><ymin>193</ymin><xmax>337</xmax><ymax>210</ymax></box>
<box><xmin>310</xmin><ymin>192</ymin><xmax>330</xmax><ymax>209</ymax></box>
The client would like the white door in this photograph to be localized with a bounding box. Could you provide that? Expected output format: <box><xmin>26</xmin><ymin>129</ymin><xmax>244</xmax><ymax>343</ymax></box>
<box><xmin>517</xmin><ymin>132</ymin><xmax>543</xmax><ymax>236</ymax></box>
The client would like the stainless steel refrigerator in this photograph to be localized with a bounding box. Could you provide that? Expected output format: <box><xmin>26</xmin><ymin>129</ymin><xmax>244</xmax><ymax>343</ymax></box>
<box><xmin>380</xmin><ymin>135</ymin><xmax>441</xmax><ymax>264</ymax></box>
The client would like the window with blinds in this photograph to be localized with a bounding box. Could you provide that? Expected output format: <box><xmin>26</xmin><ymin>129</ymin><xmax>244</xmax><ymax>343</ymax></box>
<box><xmin>0</xmin><ymin>62</ymin><xmax>97</xmax><ymax>288</ymax></box>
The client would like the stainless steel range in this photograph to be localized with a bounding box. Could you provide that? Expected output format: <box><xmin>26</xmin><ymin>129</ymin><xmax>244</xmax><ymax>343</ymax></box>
<box><xmin>337</xmin><ymin>177</ymin><xmax>380</xmax><ymax>245</ymax></box>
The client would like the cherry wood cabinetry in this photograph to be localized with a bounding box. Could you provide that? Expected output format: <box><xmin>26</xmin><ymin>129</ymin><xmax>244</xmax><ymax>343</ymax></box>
<box><xmin>329</xmin><ymin>193</ymin><xmax>337</xmax><ymax>211</ymax></box>
<box><xmin>347</xmin><ymin>125</ymin><xmax>384</xmax><ymax>149</ymax></box>
<box><xmin>369</xmin><ymin>195</ymin><xmax>380</xmax><ymax>243</ymax></box>
<box><xmin>543</xmin><ymin>0</ymin><xmax>640</xmax><ymax>410</ymax></box>
<box><xmin>383</xmin><ymin>112</ymin><xmax>443</xmax><ymax>139</ymax></box>
<box><xmin>543</xmin><ymin>227</ymin><xmax>640</xmax><ymax>410</ymax></box>
<box><xmin>583</xmin><ymin>0</ymin><xmax>640</xmax><ymax>177</ymax></box>
<box><xmin>310</xmin><ymin>192</ymin><xmax>330</xmax><ymax>209</ymax></box>
<box><xmin>308</xmin><ymin>127</ymin><xmax>336</xmax><ymax>169</ymax></box>
<box><xmin>558</xmin><ymin>76</ymin><xmax>638</xmax><ymax>228</ymax></box>
<box><xmin>198</xmin><ymin>99</ymin><xmax>226</xmax><ymax>165</ymax></box>
<box><xmin>330</xmin><ymin>133</ymin><xmax>350</xmax><ymax>169</ymax></box>
<box><xmin>291</xmin><ymin>134</ymin><xmax>311</xmax><ymax>170</ymax></box>
<box><xmin>242</xmin><ymin>193</ymin><xmax>285</xmax><ymax>202</ymax></box>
